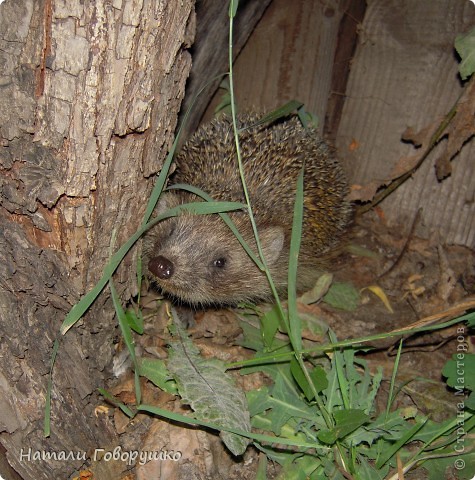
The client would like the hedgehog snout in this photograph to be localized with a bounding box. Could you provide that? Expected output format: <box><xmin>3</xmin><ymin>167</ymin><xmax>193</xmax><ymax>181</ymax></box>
<box><xmin>149</xmin><ymin>255</ymin><xmax>174</xmax><ymax>280</ymax></box>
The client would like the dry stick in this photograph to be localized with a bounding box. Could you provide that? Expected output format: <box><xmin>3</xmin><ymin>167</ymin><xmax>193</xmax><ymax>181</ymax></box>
<box><xmin>377</xmin><ymin>208</ymin><xmax>422</xmax><ymax>279</ymax></box>
<box><xmin>389</xmin><ymin>297</ymin><xmax>475</xmax><ymax>333</ymax></box>
<box><xmin>358</xmin><ymin>75</ymin><xmax>474</xmax><ymax>215</ymax></box>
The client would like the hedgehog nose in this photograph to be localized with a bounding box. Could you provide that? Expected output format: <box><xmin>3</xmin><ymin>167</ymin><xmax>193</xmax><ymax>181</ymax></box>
<box><xmin>149</xmin><ymin>256</ymin><xmax>174</xmax><ymax>280</ymax></box>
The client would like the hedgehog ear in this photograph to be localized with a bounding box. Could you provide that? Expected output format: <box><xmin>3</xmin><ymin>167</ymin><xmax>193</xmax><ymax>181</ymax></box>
<box><xmin>259</xmin><ymin>226</ymin><xmax>285</xmax><ymax>265</ymax></box>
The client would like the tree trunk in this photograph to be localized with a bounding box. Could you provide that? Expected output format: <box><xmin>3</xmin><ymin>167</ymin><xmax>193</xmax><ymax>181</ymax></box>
<box><xmin>0</xmin><ymin>0</ymin><xmax>194</xmax><ymax>478</ymax></box>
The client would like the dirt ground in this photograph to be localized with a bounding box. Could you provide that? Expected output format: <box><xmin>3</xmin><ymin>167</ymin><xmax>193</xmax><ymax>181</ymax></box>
<box><xmin>94</xmin><ymin>211</ymin><xmax>474</xmax><ymax>480</ymax></box>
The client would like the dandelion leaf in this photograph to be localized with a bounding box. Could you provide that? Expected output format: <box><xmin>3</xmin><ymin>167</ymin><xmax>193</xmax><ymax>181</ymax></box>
<box><xmin>167</xmin><ymin>324</ymin><xmax>251</xmax><ymax>456</ymax></box>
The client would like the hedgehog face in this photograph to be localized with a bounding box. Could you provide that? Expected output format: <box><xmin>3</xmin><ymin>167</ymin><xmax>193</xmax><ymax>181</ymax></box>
<box><xmin>143</xmin><ymin>195</ymin><xmax>286</xmax><ymax>306</ymax></box>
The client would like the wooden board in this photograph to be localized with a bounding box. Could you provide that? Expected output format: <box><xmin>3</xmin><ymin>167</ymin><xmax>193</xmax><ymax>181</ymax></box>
<box><xmin>335</xmin><ymin>0</ymin><xmax>475</xmax><ymax>247</ymax></box>
<box><xmin>203</xmin><ymin>0</ymin><xmax>355</xmax><ymax>133</ymax></box>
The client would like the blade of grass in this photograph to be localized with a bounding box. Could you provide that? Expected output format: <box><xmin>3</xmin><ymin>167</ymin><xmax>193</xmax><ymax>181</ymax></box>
<box><xmin>99</xmin><ymin>388</ymin><xmax>135</xmax><ymax>418</ymax></box>
<box><xmin>60</xmin><ymin>200</ymin><xmax>245</xmax><ymax>334</ymax></box>
<box><xmin>227</xmin><ymin>0</ymin><xmax>290</xmax><ymax>341</ymax></box>
<box><xmin>397</xmin><ymin>412</ymin><xmax>475</xmax><ymax>475</ymax></box>
<box><xmin>386</xmin><ymin>339</ymin><xmax>404</xmax><ymax>418</ymax></box>
<box><xmin>329</xmin><ymin>330</ymin><xmax>350</xmax><ymax>410</ymax></box>
<box><xmin>238</xmin><ymin>100</ymin><xmax>304</xmax><ymax>133</ymax></box>
<box><xmin>287</xmin><ymin>166</ymin><xmax>304</xmax><ymax>351</ymax></box>
<box><xmin>109</xmin><ymin>279</ymin><xmax>141</xmax><ymax>404</ymax></box>
<box><xmin>169</xmin><ymin>183</ymin><xmax>263</xmax><ymax>269</ymax></box>
<box><xmin>327</xmin><ymin>330</ymin><xmax>353</xmax><ymax>472</ymax></box>
<box><xmin>226</xmin><ymin>314</ymin><xmax>471</xmax><ymax>369</ymax></box>
<box><xmin>138</xmin><ymin>403</ymin><xmax>325</xmax><ymax>450</ymax></box>
<box><xmin>376</xmin><ymin>418</ymin><xmax>428</xmax><ymax>469</ymax></box>
<box><xmin>287</xmin><ymin>167</ymin><xmax>335</xmax><ymax>436</ymax></box>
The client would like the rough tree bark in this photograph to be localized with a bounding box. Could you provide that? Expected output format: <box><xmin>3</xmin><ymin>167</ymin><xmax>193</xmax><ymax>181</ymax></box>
<box><xmin>0</xmin><ymin>0</ymin><xmax>194</xmax><ymax>478</ymax></box>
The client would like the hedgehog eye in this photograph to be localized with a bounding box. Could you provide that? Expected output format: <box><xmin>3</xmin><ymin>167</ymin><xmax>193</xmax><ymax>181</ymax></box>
<box><xmin>212</xmin><ymin>257</ymin><xmax>227</xmax><ymax>268</ymax></box>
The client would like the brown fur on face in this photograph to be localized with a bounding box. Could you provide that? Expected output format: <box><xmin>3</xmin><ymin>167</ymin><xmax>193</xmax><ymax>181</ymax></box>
<box><xmin>143</xmin><ymin>114</ymin><xmax>352</xmax><ymax>306</ymax></box>
<box><xmin>142</xmin><ymin>192</ymin><xmax>286</xmax><ymax>306</ymax></box>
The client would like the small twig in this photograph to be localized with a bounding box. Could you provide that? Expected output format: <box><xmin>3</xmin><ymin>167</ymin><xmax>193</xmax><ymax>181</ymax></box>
<box><xmin>389</xmin><ymin>297</ymin><xmax>475</xmax><ymax>333</ymax></box>
<box><xmin>387</xmin><ymin>337</ymin><xmax>452</xmax><ymax>356</ymax></box>
<box><xmin>377</xmin><ymin>208</ymin><xmax>422</xmax><ymax>279</ymax></box>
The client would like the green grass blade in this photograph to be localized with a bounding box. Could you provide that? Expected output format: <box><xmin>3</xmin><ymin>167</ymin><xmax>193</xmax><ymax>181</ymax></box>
<box><xmin>138</xmin><ymin>403</ymin><xmax>322</xmax><ymax>449</ymax></box>
<box><xmin>238</xmin><ymin>100</ymin><xmax>304</xmax><ymax>133</ymax></box>
<box><xmin>329</xmin><ymin>329</ymin><xmax>350</xmax><ymax>411</ymax></box>
<box><xmin>109</xmin><ymin>279</ymin><xmax>141</xmax><ymax>404</ymax></box>
<box><xmin>169</xmin><ymin>183</ymin><xmax>264</xmax><ymax>269</ymax></box>
<box><xmin>60</xmin><ymin>201</ymin><xmax>245</xmax><ymax>334</ymax></box>
<box><xmin>229</xmin><ymin>0</ymin><xmax>239</xmax><ymax>18</ymax></box>
<box><xmin>287</xmin><ymin>166</ymin><xmax>305</xmax><ymax>351</ymax></box>
<box><xmin>386</xmin><ymin>339</ymin><xmax>404</xmax><ymax>418</ymax></box>
<box><xmin>99</xmin><ymin>388</ymin><xmax>135</xmax><ymax>418</ymax></box>
<box><xmin>376</xmin><ymin>417</ymin><xmax>428</xmax><ymax>469</ymax></box>
<box><xmin>227</xmin><ymin>314</ymin><xmax>472</xmax><ymax>370</ymax></box>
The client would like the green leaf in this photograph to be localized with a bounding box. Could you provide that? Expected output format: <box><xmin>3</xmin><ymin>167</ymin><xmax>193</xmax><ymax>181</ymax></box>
<box><xmin>290</xmin><ymin>359</ymin><xmax>328</xmax><ymax>402</ymax></box>
<box><xmin>354</xmin><ymin>456</ymin><xmax>389</xmax><ymax>480</ymax></box>
<box><xmin>237</xmin><ymin>319</ymin><xmax>267</xmax><ymax>353</ymax></box>
<box><xmin>297</xmin><ymin>106</ymin><xmax>319</xmax><ymax>130</ymax></box>
<box><xmin>368</xmin><ymin>410</ymin><xmax>414</xmax><ymax>439</ymax></box>
<box><xmin>110</xmin><ymin>279</ymin><xmax>142</xmax><ymax>404</ymax></box>
<box><xmin>424</xmin><ymin>450</ymin><xmax>475</xmax><ymax>480</ymax></box>
<box><xmin>236</xmin><ymin>100</ymin><xmax>306</xmax><ymax>135</ymax></box>
<box><xmin>466</xmin><ymin>391</ymin><xmax>475</xmax><ymax>410</ymax></box>
<box><xmin>248</xmin><ymin>100</ymin><xmax>304</xmax><ymax>130</ymax></box>
<box><xmin>255</xmin><ymin>452</ymin><xmax>268</xmax><ymax>480</ymax></box>
<box><xmin>290</xmin><ymin>357</ymin><xmax>312</xmax><ymax>400</ymax></box>
<box><xmin>167</xmin><ymin>321</ymin><xmax>251</xmax><ymax>456</ymax></box>
<box><xmin>465</xmin><ymin>311</ymin><xmax>475</xmax><ymax>327</ymax></box>
<box><xmin>442</xmin><ymin>353</ymin><xmax>475</xmax><ymax>395</ymax></box>
<box><xmin>321</xmin><ymin>457</ymin><xmax>347</xmax><ymax>480</ymax></box>
<box><xmin>455</xmin><ymin>26</ymin><xmax>475</xmax><ymax>80</ymax></box>
<box><xmin>411</xmin><ymin>415</ymin><xmax>474</xmax><ymax>446</ymax></box>
<box><xmin>317</xmin><ymin>409</ymin><xmax>369</xmax><ymax>445</ymax></box>
<box><xmin>310</xmin><ymin>366</ymin><xmax>328</xmax><ymax>393</ymax></box>
<box><xmin>323</xmin><ymin>282</ymin><xmax>360</xmax><ymax>311</ymax></box>
<box><xmin>247</xmin><ymin>386</ymin><xmax>273</xmax><ymax>417</ymax></box>
<box><xmin>277</xmin><ymin>453</ymin><xmax>325</xmax><ymax>479</ymax></box>
<box><xmin>125</xmin><ymin>308</ymin><xmax>143</xmax><ymax>335</ymax></box>
<box><xmin>229</xmin><ymin>0</ymin><xmax>239</xmax><ymax>18</ymax></box>
<box><xmin>214</xmin><ymin>78</ymin><xmax>232</xmax><ymax>115</ymax></box>
<box><xmin>253</xmin><ymin>370</ymin><xmax>320</xmax><ymax>436</ymax></box>
<box><xmin>375</xmin><ymin>417</ymin><xmax>427</xmax><ymax>468</ymax></box>
<box><xmin>138</xmin><ymin>358</ymin><xmax>177</xmax><ymax>394</ymax></box>
<box><xmin>260</xmin><ymin>304</ymin><xmax>283</xmax><ymax>348</ymax></box>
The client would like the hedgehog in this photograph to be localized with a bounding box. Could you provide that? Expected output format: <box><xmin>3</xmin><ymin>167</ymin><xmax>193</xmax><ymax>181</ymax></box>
<box><xmin>143</xmin><ymin>113</ymin><xmax>352</xmax><ymax>306</ymax></box>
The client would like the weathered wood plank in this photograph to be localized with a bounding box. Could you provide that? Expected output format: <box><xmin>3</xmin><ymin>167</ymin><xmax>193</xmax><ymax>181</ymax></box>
<box><xmin>203</xmin><ymin>0</ymin><xmax>353</xmax><ymax>133</ymax></box>
<box><xmin>336</xmin><ymin>0</ymin><xmax>475</xmax><ymax>247</ymax></box>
